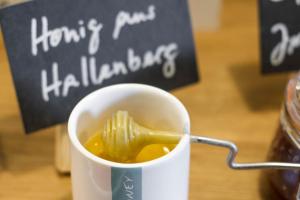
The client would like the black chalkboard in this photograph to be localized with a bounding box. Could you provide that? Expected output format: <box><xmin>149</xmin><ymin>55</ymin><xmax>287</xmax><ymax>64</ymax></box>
<box><xmin>259</xmin><ymin>0</ymin><xmax>300</xmax><ymax>73</ymax></box>
<box><xmin>0</xmin><ymin>0</ymin><xmax>199</xmax><ymax>133</ymax></box>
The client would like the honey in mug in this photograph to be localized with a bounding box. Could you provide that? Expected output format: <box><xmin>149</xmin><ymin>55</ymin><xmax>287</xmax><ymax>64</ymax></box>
<box><xmin>85</xmin><ymin>131</ymin><xmax>176</xmax><ymax>163</ymax></box>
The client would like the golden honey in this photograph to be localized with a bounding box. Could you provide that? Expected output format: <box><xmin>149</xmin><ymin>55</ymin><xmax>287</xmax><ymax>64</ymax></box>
<box><xmin>84</xmin><ymin>131</ymin><xmax>176</xmax><ymax>163</ymax></box>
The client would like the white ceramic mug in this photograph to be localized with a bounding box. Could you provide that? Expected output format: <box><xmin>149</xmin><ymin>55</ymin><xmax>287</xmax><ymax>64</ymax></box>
<box><xmin>68</xmin><ymin>84</ymin><xmax>191</xmax><ymax>200</ymax></box>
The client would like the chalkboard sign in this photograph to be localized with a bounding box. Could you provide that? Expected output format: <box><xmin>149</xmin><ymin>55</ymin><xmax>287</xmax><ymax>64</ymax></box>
<box><xmin>0</xmin><ymin>0</ymin><xmax>199</xmax><ymax>133</ymax></box>
<box><xmin>259</xmin><ymin>0</ymin><xmax>300</xmax><ymax>73</ymax></box>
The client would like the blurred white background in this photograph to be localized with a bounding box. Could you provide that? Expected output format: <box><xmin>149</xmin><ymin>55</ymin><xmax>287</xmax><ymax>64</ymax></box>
<box><xmin>189</xmin><ymin>0</ymin><xmax>222</xmax><ymax>31</ymax></box>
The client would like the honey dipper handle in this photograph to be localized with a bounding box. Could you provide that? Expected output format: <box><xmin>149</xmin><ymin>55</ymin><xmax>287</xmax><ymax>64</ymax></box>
<box><xmin>190</xmin><ymin>135</ymin><xmax>300</xmax><ymax>170</ymax></box>
<box><xmin>145</xmin><ymin>130</ymin><xmax>182</xmax><ymax>144</ymax></box>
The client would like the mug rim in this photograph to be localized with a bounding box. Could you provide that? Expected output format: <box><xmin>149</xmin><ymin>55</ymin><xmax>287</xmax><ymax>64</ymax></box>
<box><xmin>68</xmin><ymin>83</ymin><xmax>191</xmax><ymax>168</ymax></box>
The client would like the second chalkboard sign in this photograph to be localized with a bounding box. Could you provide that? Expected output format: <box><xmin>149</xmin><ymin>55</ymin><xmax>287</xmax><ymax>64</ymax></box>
<box><xmin>259</xmin><ymin>0</ymin><xmax>300</xmax><ymax>73</ymax></box>
<box><xmin>0</xmin><ymin>0</ymin><xmax>199</xmax><ymax>133</ymax></box>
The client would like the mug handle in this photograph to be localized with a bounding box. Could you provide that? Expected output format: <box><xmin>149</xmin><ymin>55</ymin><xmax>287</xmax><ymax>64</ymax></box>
<box><xmin>190</xmin><ymin>135</ymin><xmax>300</xmax><ymax>170</ymax></box>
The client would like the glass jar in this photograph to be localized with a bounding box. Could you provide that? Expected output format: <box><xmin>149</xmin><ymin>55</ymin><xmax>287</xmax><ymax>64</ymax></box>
<box><xmin>268</xmin><ymin>73</ymin><xmax>300</xmax><ymax>200</ymax></box>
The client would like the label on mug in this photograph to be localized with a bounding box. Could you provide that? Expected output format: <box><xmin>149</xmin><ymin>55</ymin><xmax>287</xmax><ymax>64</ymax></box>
<box><xmin>111</xmin><ymin>168</ymin><xmax>142</xmax><ymax>200</ymax></box>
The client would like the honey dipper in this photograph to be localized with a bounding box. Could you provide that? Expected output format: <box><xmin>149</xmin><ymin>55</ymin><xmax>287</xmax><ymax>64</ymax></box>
<box><xmin>101</xmin><ymin>110</ymin><xmax>181</xmax><ymax>162</ymax></box>
<box><xmin>101</xmin><ymin>110</ymin><xmax>300</xmax><ymax>170</ymax></box>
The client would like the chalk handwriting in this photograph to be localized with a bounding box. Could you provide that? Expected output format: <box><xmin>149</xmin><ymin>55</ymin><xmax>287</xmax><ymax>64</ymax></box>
<box><xmin>113</xmin><ymin>5</ymin><xmax>156</xmax><ymax>40</ymax></box>
<box><xmin>31</xmin><ymin>16</ymin><xmax>103</xmax><ymax>56</ymax></box>
<box><xmin>270</xmin><ymin>23</ymin><xmax>300</xmax><ymax>67</ymax></box>
<box><xmin>41</xmin><ymin>42</ymin><xmax>179</xmax><ymax>102</ymax></box>
<box><xmin>32</xmin><ymin>4</ymin><xmax>182</xmax><ymax>102</ymax></box>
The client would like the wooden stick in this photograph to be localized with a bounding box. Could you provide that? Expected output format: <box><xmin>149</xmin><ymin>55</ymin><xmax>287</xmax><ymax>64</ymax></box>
<box><xmin>55</xmin><ymin>124</ymin><xmax>70</xmax><ymax>174</ymax></box>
